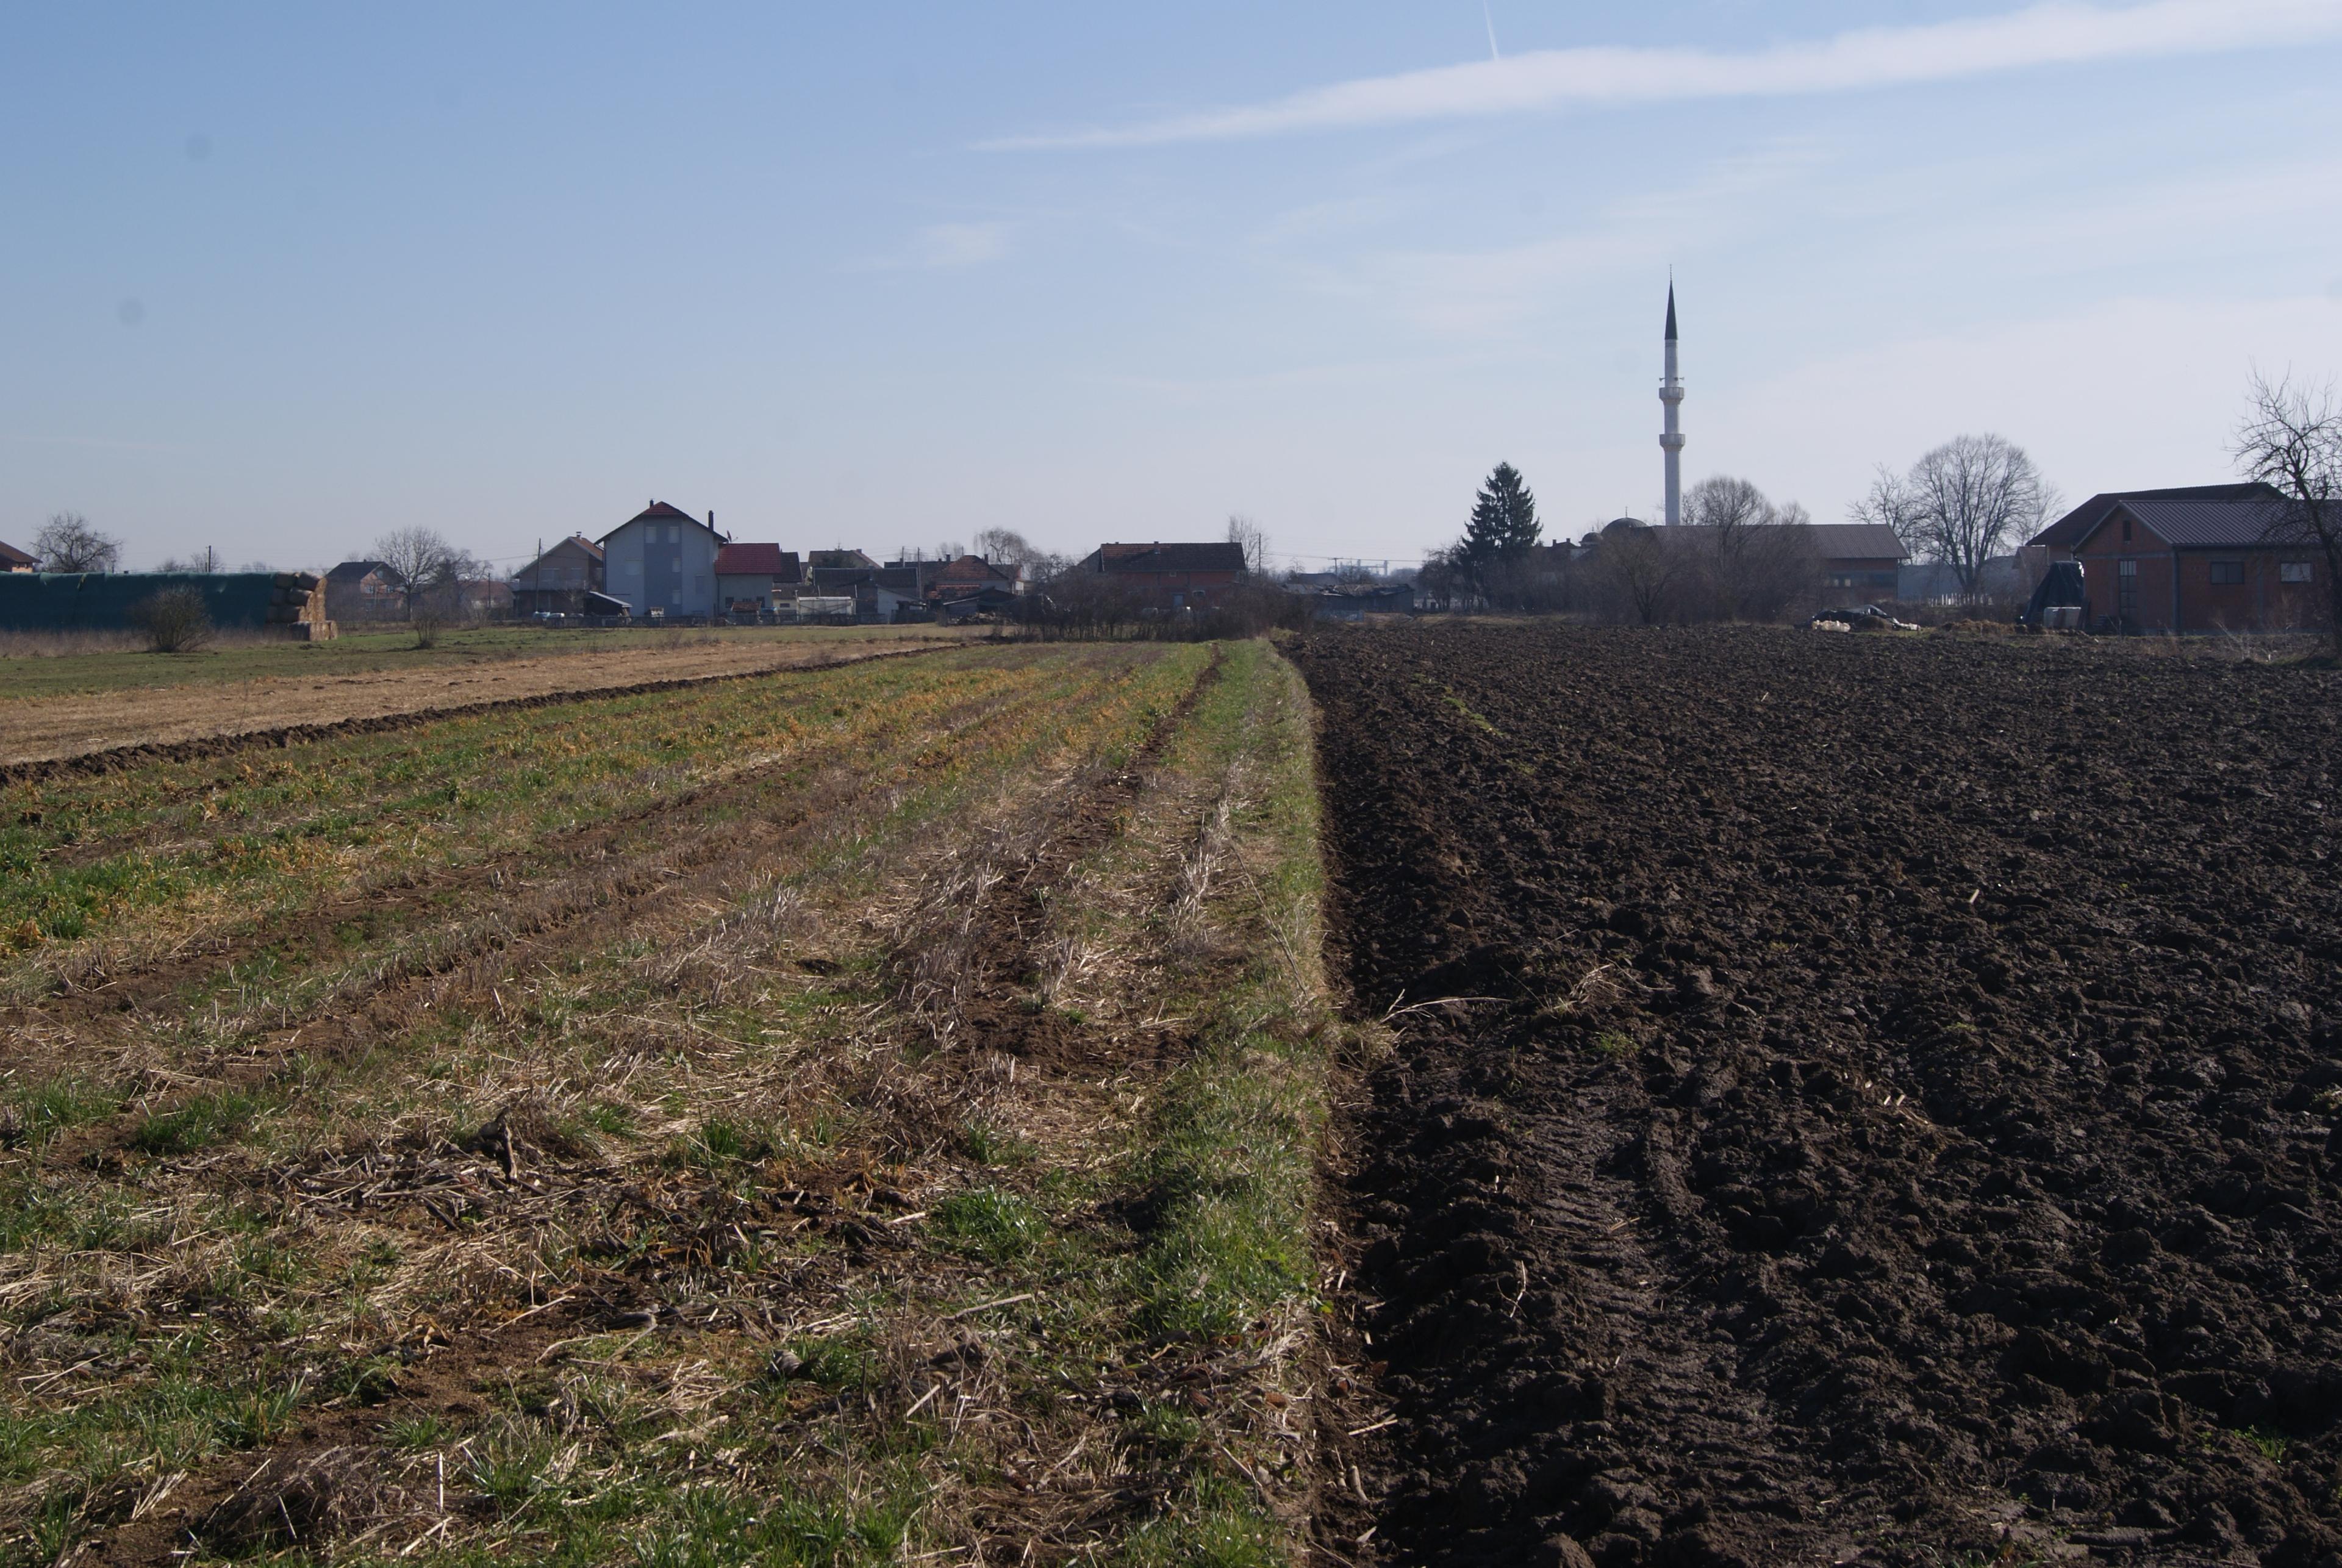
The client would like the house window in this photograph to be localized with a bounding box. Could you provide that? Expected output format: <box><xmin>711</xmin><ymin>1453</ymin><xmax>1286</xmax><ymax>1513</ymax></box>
<box><xmin>2280</xmin><ymin>560</ymin><xmax>2313</xmax><ymax>584</ymax></box>
<box><xmin>2121</xmin><ymin>518</ymin><xmax>2132</xmax><ymax>542</ymax></box>
<box><xmin>2208</xmin><ymin>560</ymin><xmax>2245</xmax><ymax>586</ymax></box>
<box><xmin>625</xmin><ymin>560</ymin><xmax>640</xmax><ymax>577</ymax></box>
<box><xmin>2118</xmin><ymin>560</ymin><xmax>2138</xmax><ymax>576</ymax></box>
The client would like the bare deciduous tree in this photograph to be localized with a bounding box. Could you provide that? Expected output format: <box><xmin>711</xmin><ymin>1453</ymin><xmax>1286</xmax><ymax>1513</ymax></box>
<box><xmin>2235</xmin><ymin>370</ymin><xmax>2342</xmax><ymax>655</ymax></box>
<box><xmin>972</xmin><ymin>528</ymin><xmax>1064</xmax><ymax>582</ymax></box>
<box><xmin>1593</xmin><ymin>523</ymin><xmax>1685</xmax><ymax>626</ymax></box>
<box><xmin>32</xmin><ymin>512</ymin><xmax>122</xmax><ymax>573</ymax></box>
<box><xmin>1683</xmin><ymin>476</ymin><xmax>1817</xmax><ymax>621</ymax></box>
<box><xmin>1225</xmin><ymin>514</ymin><xmax>1271</xmax><ymax>576</ymax></box>
<box><xmin>1853</xmin><ymin>434</ymin><xmax>2057</xmax><ymax>602</ymax></box>
<box><xmin>371</xmin><ymin>527</ymin><xmax>459</xmax><ymax>612</ymax></box>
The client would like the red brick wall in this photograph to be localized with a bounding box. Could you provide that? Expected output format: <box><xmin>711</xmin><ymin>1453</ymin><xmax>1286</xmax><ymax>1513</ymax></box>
<box><xmin>2071</xmin><ymin>526</ymin><xmax>2324</xmax><ymax>632</ymax></box>
<box><xmin>2071</xmin><ymin>525</ymin><xmax>2175</xmax><ymax>632</ymax></box>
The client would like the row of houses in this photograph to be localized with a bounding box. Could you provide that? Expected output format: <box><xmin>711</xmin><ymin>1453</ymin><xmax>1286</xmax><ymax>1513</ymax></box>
<box><xmin>319</xmin><ymin>505</ymin><xmax>1256</xmax><ymax>626</ymax></box>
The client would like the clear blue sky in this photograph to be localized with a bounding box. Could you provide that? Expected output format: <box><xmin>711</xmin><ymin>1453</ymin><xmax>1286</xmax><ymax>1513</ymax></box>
<box><xmin>4</xmin><ymin>1</ymin><xmax>2338</xmax><ymax>571</ymax></box>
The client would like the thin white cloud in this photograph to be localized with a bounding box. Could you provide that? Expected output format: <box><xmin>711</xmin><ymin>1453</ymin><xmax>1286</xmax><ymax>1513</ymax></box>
<box><xmin>890</xmin><ymin>221</ymin><xmax>1014</xmax><ymax>270</ymax></box>
<box><xmin>983</xmin><ymin>0</ymin><xmax>2342</xmax><ymax>150</ymax></box>
<box><xmin>1292</xmin><ymin>138</ymin><xmax>1833</xmax><ymax>334</ymax></box>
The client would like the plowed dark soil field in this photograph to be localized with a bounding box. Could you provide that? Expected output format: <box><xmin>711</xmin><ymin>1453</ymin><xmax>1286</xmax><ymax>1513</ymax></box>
<box><xmin>1292</xmin><ymin>625</ymin><xmax>2342</xmax><ymax>1568</ymax></box>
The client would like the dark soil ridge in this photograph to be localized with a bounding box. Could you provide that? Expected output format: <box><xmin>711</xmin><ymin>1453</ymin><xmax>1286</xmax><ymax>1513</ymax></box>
<box><xmin>1291</xmin><ymin>625</ymin><xmax>2342</xmax><ymax>1568</ymax></box>
<box><xmin>0</xmin><ymin>640</ymin><xmax>957</xmax><ymax>786</ymax></box>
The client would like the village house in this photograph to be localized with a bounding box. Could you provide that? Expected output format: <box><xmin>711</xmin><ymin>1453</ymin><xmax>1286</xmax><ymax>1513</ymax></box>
<box><xmin>511</xmin><ymin>535</ymin><xmax>606</xmax><ymax>617</ymax></box>
<box><xmin>0</xmin><ymin>540</ymin><xmax>36</xmax><ymax>573</ymax></box>
<box><xmin>713</xmin><ymin>542</ymin><xmax>803</xmax><ymax>617</ymax></box>
<box><xmin>601</xmin><ymin>501</ymin><xmax>725</xmax><ymax>620</ymax></box>
<box><xmin>1075</xmin><ymin>542</ymin><xmax>1248</xmax><ymax>610</ymax></box>
<box><xmin>1805</xmin><ymin>523</ymin><xmax>1909</xmax><ymax>597</ymax></box>
<box><xmin>323</xmin><ymin>560</ymin><xmax>407</xmax><ymax>623</ymax></box>
<box><xmin>2025</xmin><ymin>482</ymin><xmax>2322</xmax><ymax>634</ymax></box>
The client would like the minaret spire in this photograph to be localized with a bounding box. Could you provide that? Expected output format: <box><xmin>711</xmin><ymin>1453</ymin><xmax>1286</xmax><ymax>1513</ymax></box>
<box><xmin>1659</xmin><ymin>279</ymin><xmax>1685</xmax><ymax>524</ymax></box>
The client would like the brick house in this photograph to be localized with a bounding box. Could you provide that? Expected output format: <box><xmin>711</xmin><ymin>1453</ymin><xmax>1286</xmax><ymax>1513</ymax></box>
<box><xmin>511</xmin><ymin>535</ymin><xmax>606</xmax><ymax>617</ymax></box>
<box><xmin>1076</xmin><ymin>542</ymin><xmax>1248</xmax><ymax>610</ymax></box>
<box><xmin>2026</xmin><ymin>483</ymin><xmax>2323</xmax><ymax>634</ymax></box>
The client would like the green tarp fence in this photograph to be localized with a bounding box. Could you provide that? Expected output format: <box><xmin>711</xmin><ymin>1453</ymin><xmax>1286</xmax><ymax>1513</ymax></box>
<box><xmin>0</xmin><ymin>571</ymin><xmax>317</xmax><ymax>632</ymax></box>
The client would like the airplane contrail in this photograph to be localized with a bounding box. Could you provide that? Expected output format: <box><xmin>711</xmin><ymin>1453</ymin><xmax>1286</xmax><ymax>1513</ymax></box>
<box><xmin>1483</xmin><ymin>3</ymin><xmax>1501</xmax><ymax>62</ymax></box>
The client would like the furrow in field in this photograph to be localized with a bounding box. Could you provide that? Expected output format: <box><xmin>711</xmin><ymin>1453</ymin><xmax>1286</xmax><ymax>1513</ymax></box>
<box><xmin>62</xmin><ymin>645</ymin><xmax>1224</xmax><ymax>1567</ymax></box>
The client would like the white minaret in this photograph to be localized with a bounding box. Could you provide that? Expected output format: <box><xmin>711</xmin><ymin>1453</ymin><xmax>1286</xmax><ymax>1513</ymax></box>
<box><xmin>1659</xmin><ymin>282</ymin><xmax>1685</xmax><ymax>525</ymax></box>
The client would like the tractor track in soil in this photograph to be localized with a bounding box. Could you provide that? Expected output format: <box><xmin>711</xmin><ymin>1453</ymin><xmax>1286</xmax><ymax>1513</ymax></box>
<box><xmin>79</xmin><ymin>647</ymin><xmax>1229</xmax><ymax>1567</ymax></box>
<box><xmin>1291</xmin><ymin>625</ymin><xmax>2341</xmax><ymax>1568</ymax></box>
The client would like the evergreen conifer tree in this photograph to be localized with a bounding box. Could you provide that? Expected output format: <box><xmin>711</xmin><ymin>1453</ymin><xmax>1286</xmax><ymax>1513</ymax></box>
<box><xmin>1460</xmin><ymin>463</ymin><xmax>1542</xmax><ymax>570</ymax></box>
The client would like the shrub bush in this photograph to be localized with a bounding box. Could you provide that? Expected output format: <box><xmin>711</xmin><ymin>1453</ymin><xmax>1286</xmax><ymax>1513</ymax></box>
<box><xmin>129</xmin><ymin>587</ymin><xmax>215</xmax><ymax>653</ymax></box>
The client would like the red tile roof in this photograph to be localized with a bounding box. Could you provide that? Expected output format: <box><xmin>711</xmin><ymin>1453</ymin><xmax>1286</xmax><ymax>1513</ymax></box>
<box><xmin>714</xmin><ymin>543</ymin><xmax>802</xmax><ymax>581</ymax></box>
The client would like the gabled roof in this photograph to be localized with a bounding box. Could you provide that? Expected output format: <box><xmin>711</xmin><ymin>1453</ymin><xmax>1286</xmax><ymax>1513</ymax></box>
<box><xmin>604</xmin><ymin>501</ymin><xmax>719</xmax><ymax>542</ymax></box>
<box><xmin>2097</xmin><ymin>493</ymin><xmax>2295</xmax><ymax>549</ymax></box>
<box><xmin>2029</xmin><ymin>483</ymin><xmax>2281</xmax><ymax>553</ymax></box>
<box><xmin>714</xmin><ymin>543</ymin><xmax>801</xmax><ymax>581</ymax></box>
<box><xmin>1804</xmin><ymin>523</ymin><xmax>1908</xmax><ymax>562</ymax></box>
<box><xmin>326</xmin><ymin>559</ymin><xmax>400</xmax><ymax>584</ymax></box>
<box><xmin>1094</xmin><ymin>542</ymin><xmax>1248</xmax><ymax>575</ymax></box>
<box><xmin>0</xmin><ymin>540</ymin><xmax>36</xmax><ymax>569</ymax></box>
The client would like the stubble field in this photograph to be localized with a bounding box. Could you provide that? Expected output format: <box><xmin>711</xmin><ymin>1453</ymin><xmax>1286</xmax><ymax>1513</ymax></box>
<box><xmin>1</xmin><ymin>640</ymin><xmax>1342</xmax><ymax>1566</ymax></box>
<box><xmin>1292</xmin><ymin>624</ymin><xmax>2341</xmax><ymax>1568</ymax></box>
